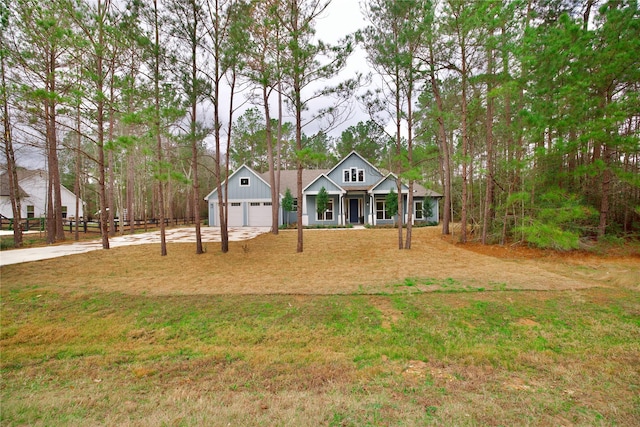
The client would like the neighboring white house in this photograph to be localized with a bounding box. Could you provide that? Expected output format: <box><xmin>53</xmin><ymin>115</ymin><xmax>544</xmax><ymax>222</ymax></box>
<box><xmin>0</xmin><ymin>169</ymin><xmax>83</xmax><ymax>220</ymax></box>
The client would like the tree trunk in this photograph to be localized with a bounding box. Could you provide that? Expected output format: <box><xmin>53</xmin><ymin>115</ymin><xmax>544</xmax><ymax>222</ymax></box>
<box><xmin>429</xmin><ymin>44</ymin><xmax>451</xmax><ymax>235</ymax></box>
<box><xmin>1</xmin><ymin>48</ymin><xmax>22</xmax><ymax>247</ymax></box>
<box><xmin>153</xmin><ymin>0</ymin><xmax>167</xmax><ymax>256</ymax></box>
<box><xmin>107</xmin><ymin>90</ymin><xmax>116</xmax><ymax>237</ymax></box>
<box><xmin>295</xmin><ymin>85</ymin><xmax>303</xmax><ymax>253</ymax></box>
<box><xmin>74</xmin><ymin>103</ymin><xmax>82</xmax><ymax>241</ymax></box>
<box><xmin>264</xmin><ymin>87</ymin><xmax>279</xmax><ymax>234</ymax></box>
<box><xmin>460</xmin><ymin>38</ymin><xmax>469</xmax><ymax>244</ymax></box>
<box><xmin>405</xmin><ymin>89</ymin><xmax>414</xmax><ymax>250</ymax></box>
<box><xmin>482</xmin><ymin>45</ymin><xmax>495</xmax><ymax>245</ymax></box>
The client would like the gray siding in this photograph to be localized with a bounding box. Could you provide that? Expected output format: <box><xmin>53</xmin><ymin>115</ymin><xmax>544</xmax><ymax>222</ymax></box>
<box><xmin>421</xmin><ymin>198</ymin><xmax>439</xmax><ymax>223</ymax></box>
<box><xmin>207</xmin><ymin>165</ymin><xmax>271</xmax><ymax>201</ymax></box>
<box><xmin>207</xmin><ymin>165</ymin><xmax>274</xmax><ymax>227</ymax></box>
<box><xmin>305</xmin><ymin>175</ymin><xmax>342</xmax><ymax>193</ymax></box>
<box><xmin>371</xmin><ymin>175</ymin><xmax>408</xmax><ymax>194</ymax></box>
<box><xmin>306</xmin><ymin>195</ymin><xmax>339</xmax><ymax>226</ymax></box>
<box><xmin>327</xmin><ymin>153</ymin><xmax>383</xmax><ymax>188</ymax></box>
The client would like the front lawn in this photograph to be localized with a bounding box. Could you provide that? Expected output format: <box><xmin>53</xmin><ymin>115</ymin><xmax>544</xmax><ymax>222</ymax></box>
<box><xmin>1</xmin><ymin>228</ymin><xmax>638</xmax><ymax>425</ymax></box>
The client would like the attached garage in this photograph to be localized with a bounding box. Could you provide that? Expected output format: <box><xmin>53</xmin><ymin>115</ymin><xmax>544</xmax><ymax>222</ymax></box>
<box><xmin>248</xmin><ymin>202</ymin><xmax>272</xmax><ymax>227</ymax></box>
<box><xmin>227</xmin><ymin>202</ymin><xmax>244</xmax><ymax>226</ymax></box>
<box><xmin>205</xmin><ymin>165</ymin><xmax>278</xmax><ymax>227</ymax></box>
<box><xmin>209</xmin><ymin>202</ymin><xmax>244</xmax><ymax>227</ymax></box>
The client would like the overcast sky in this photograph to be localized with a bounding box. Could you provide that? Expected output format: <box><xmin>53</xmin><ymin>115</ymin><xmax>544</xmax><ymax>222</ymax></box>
<box><xmin>12</xmin><ymin>0</ymin><xmax>372</xmax><ymax>169</ymax></box>
<box><xmin>306</xmin><ymin>0</ymin><xmax>371</xmax><ymax>137</ymax></box>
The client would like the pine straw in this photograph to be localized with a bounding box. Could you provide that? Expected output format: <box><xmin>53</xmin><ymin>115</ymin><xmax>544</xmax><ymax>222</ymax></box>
<box><xmin>1</xmin><ymin>226</ymin><xmax>627</xmax><ymax>296</ymax></box>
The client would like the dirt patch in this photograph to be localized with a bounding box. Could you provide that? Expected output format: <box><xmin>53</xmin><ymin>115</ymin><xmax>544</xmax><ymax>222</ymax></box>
<box><xmin>2</xmin><ymin>227</ymin><xmax>636</xmax><ymax>295</ymax></box>
<box><xmin>515</xmin><ymin>318</ymin><xmax>540</xmax><ymax>327</ymax></box>
<box><xmin>368</xmin><ymin>296</ymin><xmax>402</xmax><ymax>329</ymax></box>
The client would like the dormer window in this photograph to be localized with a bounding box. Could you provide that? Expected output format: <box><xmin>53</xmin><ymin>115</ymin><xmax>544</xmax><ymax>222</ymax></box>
<box><xmin>240</xmin><ymin>177</ymin><xmax>250</xmax><ymax>186</ymax></box>
<box><xmin>343</xmin><ymin>167</ymin><xmax>364</xmax><ymax>183</ymax></box>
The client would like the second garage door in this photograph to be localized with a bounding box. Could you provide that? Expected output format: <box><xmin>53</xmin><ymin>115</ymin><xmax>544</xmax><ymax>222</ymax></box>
<box><xmin>248</xmin><ymin>202</ymin><xmax>272</xmax><ymax>227</ymax></box>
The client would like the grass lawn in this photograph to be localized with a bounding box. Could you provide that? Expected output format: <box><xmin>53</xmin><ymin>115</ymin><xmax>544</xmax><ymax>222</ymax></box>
<box><xmin>1</xmin><ymin>227</ymin><xmax>639</xmax><ymax>426</ymax></box>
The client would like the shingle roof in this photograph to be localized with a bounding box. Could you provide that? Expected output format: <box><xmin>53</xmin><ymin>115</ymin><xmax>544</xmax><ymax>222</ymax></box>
<box><xmin>259</xmin><ymin>168</ymin><xmax>442</xmax><ymax>198</ymax></box>
<box><xmin>259</xmin><ymin>169</ymin><xmax>328</xmax><ymax>195</ymax></box>
<box><xmin>0</xmin><ymin>171</ymin><xmax>32</xmax><ymax>198</ymax></box>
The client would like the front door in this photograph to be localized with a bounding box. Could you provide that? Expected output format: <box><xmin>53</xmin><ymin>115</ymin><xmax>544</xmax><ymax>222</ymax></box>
<box><xmin>349</xmin><ymin>198</ymin><xmax>359</xmax><ymax>223</ymax></box>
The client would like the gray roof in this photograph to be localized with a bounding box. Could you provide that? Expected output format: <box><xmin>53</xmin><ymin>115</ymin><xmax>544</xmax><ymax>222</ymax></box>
<box><xmin>260</xmin><ymin>168</ymin><xmax>442</xmax><ymax>198</ymax></box>
<box><xmin>259</xmin><ymin>169</ymin><xmax>329</xmax><ymax>195</ymax></box>
<box><xmin>0</xmin><ymin>170</ymin><xmax>38</xmax><ymax>197</ymax></box>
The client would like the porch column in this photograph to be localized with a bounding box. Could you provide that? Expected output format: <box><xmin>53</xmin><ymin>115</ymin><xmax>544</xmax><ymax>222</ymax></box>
<box><xmin>369</xmin><ymin>194</ymin><xmax>374</xmax><ymax>225</ymax></box>
<box><xmin>302</xmin><ymin>194</ymin><xmax>308</xmax><ymax>226</ymax></box>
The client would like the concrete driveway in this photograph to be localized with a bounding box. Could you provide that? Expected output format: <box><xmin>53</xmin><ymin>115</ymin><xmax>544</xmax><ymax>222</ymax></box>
<box><xmin>0</xmin><ymin>227</ymin><xmax>270</xmax><ymax>266</ymax></box>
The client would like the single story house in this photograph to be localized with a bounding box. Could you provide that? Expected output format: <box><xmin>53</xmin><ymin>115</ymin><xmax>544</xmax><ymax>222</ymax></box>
<box><xmin>205</xmin><ymin>151</ymin><xmax>441</xmax><ymax>228</ymax></box>
<box><xmin>0</xmin><ymin>169</ymin><xmax>83</xmax><ymax>220</ymax></box>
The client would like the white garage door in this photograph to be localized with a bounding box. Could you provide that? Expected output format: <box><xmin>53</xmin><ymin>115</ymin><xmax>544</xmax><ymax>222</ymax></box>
<box><xmin>227</xmin><ymin>202</ymin><xmax>244</xmax><ymax>226</ymax></box>
<box><xmin>248</xmin><ymin>202</ymin><xmax>272</xmax><ymax>227</ymax></box>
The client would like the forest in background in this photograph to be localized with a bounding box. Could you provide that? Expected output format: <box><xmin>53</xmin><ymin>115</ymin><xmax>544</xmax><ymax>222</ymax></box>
<box><xmin>1</xmin><ymin>0</ymin><xmax>638</xmax><ymax>253</ymax></box>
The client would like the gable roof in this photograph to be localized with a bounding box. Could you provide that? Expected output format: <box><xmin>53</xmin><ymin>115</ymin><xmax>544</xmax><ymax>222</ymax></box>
<box><xmin>371</xmin><ymin>173</ymin><xmax>409</xmax><ymax>194</ymax></box>
<box><xmin>204</xmin><ymin>164</ymin><xmax>273</xmax><ymax>200</ymax></box>
<box><xmin>0</xmin><ymin>172</ymin><xmax>28</xmax><ymax>197</ymax></box>
<box><xmin>259</xmin><ymin>169</ymin><xmax>328</xmax><ymax>196</ymax></box>
<box><xmin>324</xmin><ymin>151</ymin><xmax>380</xmax><ymax>179</ymax></box>
<box><xmin>302</xmin><ymin>173</ymin><xmax>345</xmax><ymax>194</ymax></box>
<box><xmin>208</xmin><ymin>153</ymin><xmax>443</xmax><ymax>200</ymax></box>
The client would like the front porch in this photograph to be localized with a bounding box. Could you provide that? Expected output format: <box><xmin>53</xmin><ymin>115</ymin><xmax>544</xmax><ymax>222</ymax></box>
<box><xmin>341</xmin><ymin>192</ymin><xmax>369</xmax><ymax>225</ymax></box>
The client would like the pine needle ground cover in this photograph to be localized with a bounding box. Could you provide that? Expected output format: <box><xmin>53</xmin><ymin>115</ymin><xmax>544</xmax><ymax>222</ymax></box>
<box><xmin>1</xmin><ymin>227</ymin><xmax>639</xmax><ymax>426</ymax></box>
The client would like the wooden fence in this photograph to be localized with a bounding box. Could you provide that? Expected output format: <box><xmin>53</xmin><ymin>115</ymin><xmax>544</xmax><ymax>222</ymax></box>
<box><xmin>0</xmin><ymin>217</ymin><xmax>204</xmax><ymax>234</ymax></box>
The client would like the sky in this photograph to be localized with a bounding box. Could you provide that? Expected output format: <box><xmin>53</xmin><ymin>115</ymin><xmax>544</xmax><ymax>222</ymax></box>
<box><xmin>11</xmin><ymin>0</ymin><xmax>373</xmax><ymax>169</ymax></box>
<box><xmin>301</xmin><ymin>0</ymin><xmax>371</xmax><ymax>137</ymax></box>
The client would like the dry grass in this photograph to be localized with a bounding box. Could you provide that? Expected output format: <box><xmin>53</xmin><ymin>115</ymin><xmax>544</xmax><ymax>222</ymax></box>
<box><xmin>2</xmin><ymin>227</ymin><xmax>630</xmax><ymax>296</ymax></box>
<box><xmin>1</xmin><ymin>227</ymin><xmax>639</xmax><ymax>426</ymax></box>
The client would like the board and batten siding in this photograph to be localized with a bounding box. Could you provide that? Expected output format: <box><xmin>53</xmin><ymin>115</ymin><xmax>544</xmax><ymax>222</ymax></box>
<box><xmin>370</xmin><ymin>175</ymin><xmax>409</xmax><ymax>195</ymax></box>
<box><xmin>326</xmin><ymin>152</ymin><xmax>383</xmax><ymax>188</ymax></box>
<box><xmin>306</xmin><ymin>195</ymin><xmax>340</xmax><ymax>226</ymax></box>
<box><xmin>304</xmin><ymin>175</ymin><xmax>342</xmax><ymax>194</ymax></box>
<box><xmin>206</xmin><ymin>165</ymin><xmax>273</xmax><ymax>227</ymax></box>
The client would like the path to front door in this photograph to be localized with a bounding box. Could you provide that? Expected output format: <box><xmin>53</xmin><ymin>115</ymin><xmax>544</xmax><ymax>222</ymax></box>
<box><xmin>349</xmin><ymin>199</ymin><xmax>359</xmax><ymax>223</ymax></box>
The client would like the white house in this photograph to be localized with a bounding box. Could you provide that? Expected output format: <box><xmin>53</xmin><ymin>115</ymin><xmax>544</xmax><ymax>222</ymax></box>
<box><xmin>0</xmin><ymin>169</ymin><xmax>83</xmax><ymax>220</ymax></box>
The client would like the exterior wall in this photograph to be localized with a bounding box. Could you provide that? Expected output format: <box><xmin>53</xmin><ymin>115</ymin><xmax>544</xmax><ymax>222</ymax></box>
<box><xmin>414</xmin><ymin>198</ymin><xmax>439</xmax><ymax>224</ymax></box>
<box><xmin>372</xmin><ymin>195</ymin><xmax>395</xmax><ymax>225</ymax></box>
<box><xmin>0</xmin><ymin>171</ymin><xmax>83</xmax><ymax>219</ymax></box>
<box><xmin>282</xmin><ymin>208</ymin><xmax>297</xmax><ymax>225</ymax></box>
<box><xmin>305</xmin><ymin>175</ymin><xmax>341</xmax><ymax>193</ymax></box>
<box><xmin>327</xmin><ymin>153</ymin><xmax>383</xmax><ymax>189</ymax></box>
<box><xmin>206</xmin><ymin>166</ymin><xmax>275</xmax><ymax>227</ymax></box>
<box><xmin>306</xmin><ymin>195</ymin><xmax>339</xmax><ymax>226</ymax></box>
<box><xmin>371</xmin><ymin>175</ymin><xmax>408</xmax><ymax>194</ymax></box>
<box><xmin>0</xmin><ymin>197</ymin><xmax>12</xmax><ymax>218</ymax></box>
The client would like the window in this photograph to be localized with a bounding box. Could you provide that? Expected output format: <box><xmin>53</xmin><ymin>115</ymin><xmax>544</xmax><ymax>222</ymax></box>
<box><xmin>343</xmin><ymin>167</ymin><xmax>365</xmax><ymax>183</ymax></box>
<box><xmin>263</xmin><ymin>202</ymin><xmax>272</xmax><ymax>206</ymax></box>
<box><xmin>27</xmin><ymin>205</ymin><xmax>34</xmax><ymax>218</ymax></box>
<box><xmin>415</xmin><ymin>201</ymin><xmax>424</xmax><ymax>220</ymax></box>
<box><xmin>250</xmin><ymin>202</ymin><xmax>260</xmax><ymax>206</ymax></box>
<box><xmin>376</xmin><ymin>200</ymin><xmax>392</xmax><ymax>220</ymax></box>
<box><xmin>61</xmin><ymin>206</ymin><xmax>68</xmax><ymax>219</ymax></box>
<box><xmin>231</xmin><ymin>202</ymin><xmax>241</xmax><ymax>207</ymax></box>
<box><xmin>240</xmin><ymin>177</ymin><xmax>250</xmax><ymax>186</ymax></box>
<box><xmin>317</xmin><ymin>199</ymin><xmax>334</xmax><ymax>221</ymax></box>
<box><xmin>292</xmin><ymin>199</ymin><xmax>298</xmax><ymax>211</ymax></box>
